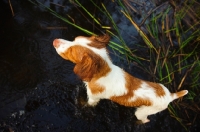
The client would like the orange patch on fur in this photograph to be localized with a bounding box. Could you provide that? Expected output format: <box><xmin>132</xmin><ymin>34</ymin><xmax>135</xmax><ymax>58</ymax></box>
<box><xmin>171</xmin><ymin>90</ymin><xmax>188</xmax><ymax>99</ymax></box>
<box><xmin>124</xmin><ymin>72</ymin><xmax>142</xmax><ymax>91</ymax></box>
<box><xmin>75</xmin><ymin>49</ymin><xmax>111</xmax><ymax>81</ymax></box>
<box><xmin>60</xmin><ymin>45</ymin><xmax>85</xmax><ymax>63</ymax></box>
<box><xmin>146</xmin><ymin>82</ymin><xmax>166</xmax><ymax>97</ymax></box>
<box><xmin>110</xmin><ymin>72</ymin><xmax>152</xmax><ymax>107</ymax></box>
<box><xmin>60</xmin><ymin>45</ymin><xmax>110</xmax><ymax>82</ymax></box>
<box><xmin>88</xmin><ymin>35</ymin><xmax>110</xmax><ymax>49</ymax></box>
<box><xmin>174</xmin><ymin>90</ymin><xmax>188</xmax><ymax>98</ymax></box>
<box><xmin>110</xmin><ymin>95</ymin><xmax>152</xmax><ymax>107</ymax></box>
<box><xmin>88</xmin><ymin>82</ymin><xmax>105</xmax><ymax>94</ymax></box>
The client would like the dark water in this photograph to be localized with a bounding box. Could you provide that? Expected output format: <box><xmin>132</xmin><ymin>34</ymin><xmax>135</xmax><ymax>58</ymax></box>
<box><xmin>0</xmin><ymin>0</ymin><xmax>199</xmax><ymax>132</ymax></box>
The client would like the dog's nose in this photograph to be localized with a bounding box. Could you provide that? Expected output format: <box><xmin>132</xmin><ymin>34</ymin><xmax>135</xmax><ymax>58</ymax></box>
<box><xmin>53</xmin><ymin>39</ymin><xmax>60</xmax><ymax>48</ymax></box>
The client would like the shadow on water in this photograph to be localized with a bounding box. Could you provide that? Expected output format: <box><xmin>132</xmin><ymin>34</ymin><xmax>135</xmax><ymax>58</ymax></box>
<box><xmin>0</xmin><ymin>0</ymin><xmax>199</xmax><ymax>132</ymax></box>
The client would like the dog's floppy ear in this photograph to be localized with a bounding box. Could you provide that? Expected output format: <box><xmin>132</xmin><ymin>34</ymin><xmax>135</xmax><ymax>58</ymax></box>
<box><xmin>88</xmin><ymin>34</ymin><xmax>110</xmax><ymax>48</ymax></box>
<box><xmin>95</xmin><ymin>34</ymin><xmax>110</xmax><ymax>44</ymax></box>
<box><xmin>73</xmin><ymin>52</ymin><xmax>100</xmax><ymax>82</ymax></box>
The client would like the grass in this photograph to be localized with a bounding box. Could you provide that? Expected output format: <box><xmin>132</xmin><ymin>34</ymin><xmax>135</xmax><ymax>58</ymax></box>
<box><xmin>28</xmin><ymin>0</ymin><xmax>200</xmax><ymax>130</ymax></box>
<box><xmin>140</xmin><ymin>1</ymin><xmax>200</xmax><ymax>128</ymax></box>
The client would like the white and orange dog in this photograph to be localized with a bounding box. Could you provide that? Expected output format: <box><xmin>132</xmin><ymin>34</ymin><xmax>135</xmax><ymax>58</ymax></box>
<box><xmin>53</xmin><ymin>34</ymin><xmax>188</xmax><ymax>123</ymax></box>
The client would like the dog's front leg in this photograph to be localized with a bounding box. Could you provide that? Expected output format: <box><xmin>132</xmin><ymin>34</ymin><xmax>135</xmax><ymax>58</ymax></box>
<box><xmin>84</xmin><ymin>83</ymin><xmax>101</xmax><ymax>106</ymax></box>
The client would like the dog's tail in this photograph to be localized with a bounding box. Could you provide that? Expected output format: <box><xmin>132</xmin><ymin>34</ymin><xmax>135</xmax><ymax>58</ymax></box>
<box><xmin>171</xmin><ymin>90</ymin><xmax>188</xmax><ymax>101</ymax></box>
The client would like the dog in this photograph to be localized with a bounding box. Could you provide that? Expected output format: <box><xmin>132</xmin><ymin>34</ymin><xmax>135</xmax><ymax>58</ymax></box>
<box><xmin>53</xmin><ymin>34</ymin><xmax>188</xmax><ymax>123</ymax></box>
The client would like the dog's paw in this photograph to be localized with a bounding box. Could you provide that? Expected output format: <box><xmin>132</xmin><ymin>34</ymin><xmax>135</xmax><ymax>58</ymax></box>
<box><xmin>88</xmin><ymin>102</ymin><xmax>98</xmax><ymax>107</ymax></box>
<box><xmin>81</xmin><ymin>102</ymin><xmax>96</xmax><ymax>109</ymax></box>
<box><xmin>88</xmin><ymin>99</ymin><xmax>99</xmax><ymax>106</ymax></box>
<box><xmin>142</xmin><ymin>118</ymin><xmax>150</xmax><ymax>123</ymax></box>
<box><xmin>135</xmin><ymin>119</ymin><xmax>150</xmax><ymax>125</ymax></box>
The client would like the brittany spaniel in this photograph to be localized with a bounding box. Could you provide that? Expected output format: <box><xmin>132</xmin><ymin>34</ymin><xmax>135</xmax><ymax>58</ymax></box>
<box><xmin>53</xmin><ymin>34</ymin><xmax>188</xmax><ymax>124</ymax></box>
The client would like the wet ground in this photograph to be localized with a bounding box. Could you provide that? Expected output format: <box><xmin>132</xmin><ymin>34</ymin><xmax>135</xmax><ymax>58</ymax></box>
<box><xmin>0</xmin><ymin>0</ymin><xmax>199</xmax><ymax>132</ymax></box>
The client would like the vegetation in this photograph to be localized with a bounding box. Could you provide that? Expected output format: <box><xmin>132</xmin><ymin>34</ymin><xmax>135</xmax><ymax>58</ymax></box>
<box><xmin>29</xmin><ymin>0</ymin><xmax>200</xmax><ymax>130</ymax></box>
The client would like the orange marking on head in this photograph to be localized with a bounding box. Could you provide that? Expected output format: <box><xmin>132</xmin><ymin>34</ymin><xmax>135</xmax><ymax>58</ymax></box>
<box><xmin>59</xmin><ymin>45</ymin><xmax>85</xmax><ymax>63</ymax></box>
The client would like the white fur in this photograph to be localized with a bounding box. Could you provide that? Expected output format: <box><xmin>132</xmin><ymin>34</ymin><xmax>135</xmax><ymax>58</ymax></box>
<box><xmin>55</xmin><ymin>39</ymin><xmax>74</xmax><ymax>54</ymax></box>
<box><xmin>96</xmin><ymin>65</ymin><xmax>127</xmax><ymax>98</ymax></box>
<box><xmin>84</xmin><ymin>65</ymin><xmax>128</xmax><ymax>106</ymax></box>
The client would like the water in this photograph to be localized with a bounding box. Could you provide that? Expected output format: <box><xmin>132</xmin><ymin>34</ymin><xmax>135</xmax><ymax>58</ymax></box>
<box><xmin>0</xmin><ymin>0</ymin><xmax>199</xmax><ymax>131</ymax></box>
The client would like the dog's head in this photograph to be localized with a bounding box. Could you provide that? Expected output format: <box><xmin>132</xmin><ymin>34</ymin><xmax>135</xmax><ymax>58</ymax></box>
<box><xmin>53</xmin><ymin>34</ymin><xmax>111</xmax><ymax>81</ymax></box>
